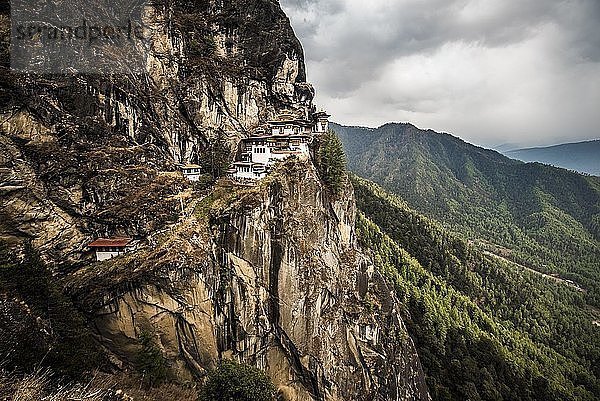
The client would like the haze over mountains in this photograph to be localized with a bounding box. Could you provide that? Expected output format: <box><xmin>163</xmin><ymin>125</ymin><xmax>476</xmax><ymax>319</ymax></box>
<box><xmin>503</xmin><ymin>140</ymin><xmax>600</xmax><ymax>176</ymax></box>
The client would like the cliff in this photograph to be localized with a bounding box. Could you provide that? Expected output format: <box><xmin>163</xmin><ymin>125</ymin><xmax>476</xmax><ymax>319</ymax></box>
<box><xmin>67</xmin><ymin>160</ymin><xmax>429</xmax><ymax>400</ymax></box>
<box><xmin>1</xmin><ymin>0</ymin><xmax>312</xmax><ymax>262</ymax></box>
<box><xmin>0</xmin><ymin>1</ymin><xmax>430</xmax><ymax>399</ymax></box>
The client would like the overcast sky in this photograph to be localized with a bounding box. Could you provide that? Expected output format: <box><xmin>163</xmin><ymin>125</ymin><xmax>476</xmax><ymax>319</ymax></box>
<box><xmin>280</xmin><ymin>0</ymin><xmax>600</xmax><ymax>148</ymax></box>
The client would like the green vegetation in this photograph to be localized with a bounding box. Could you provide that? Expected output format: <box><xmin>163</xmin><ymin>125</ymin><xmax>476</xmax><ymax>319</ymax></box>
<box><xmin>193</xmin><ymin>180</ymin><xmax>251</xmax><ymax>221</ymax></box>
<box><xmin>137</xmin><ymin>330</ymin><xmax>170</xmax><ymax>387</ymax></box>
<box><xmin>194</xmin><ymin>183</ymin><xmax>236</xmax><ymax>220</ymax></box>
<box><xmin>0</xmin><ymin>242</ymin><xmax>107</xmax><ymax>377</ymax></box>
<box><xmin>335</xmin><ymin>122</ymin><xmax>600</xmax><ymax>307</ymax></box>
<box><xmin>353</xmin><ymin>176</ymin><xmax>599</xmax><ymax>400</ymax></box>
<box><xmin>316</xmin><ymin>129</ymin><xmax>347</xmax><ymax>194</ymax></box>
<box><xmin>199</xmin><ymin>360</ymin><xmax>276</xmax><ymax>401</ymax></box>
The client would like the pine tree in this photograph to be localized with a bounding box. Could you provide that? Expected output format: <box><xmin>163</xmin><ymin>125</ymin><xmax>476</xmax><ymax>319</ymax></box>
<box><xmin>317</xmin><ymin>129</ymin><xmax>347</xmax><ymax>194</ymax></box>
<box><xmin>199</xmin><ymin>133</ymin><xmax>231</xmax><ymax>180</ymax></box>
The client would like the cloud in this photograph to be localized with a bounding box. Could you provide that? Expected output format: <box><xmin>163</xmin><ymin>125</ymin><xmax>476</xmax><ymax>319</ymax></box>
<box><xmin>281</xmin><ymin>0</ymin><xmax>600</xmax><ymax>147</ymax></box>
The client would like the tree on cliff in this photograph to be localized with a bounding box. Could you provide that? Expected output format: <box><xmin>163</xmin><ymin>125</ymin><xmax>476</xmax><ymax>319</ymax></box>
<box><xmin>136</xmin><ymin>330</ymin><xmax>170</xmax><ymax>387</ymax></box>
<box><xmin>317</xmin><ymin>129</ymin><xmax>347</xmax><ymax>194</ymax></box>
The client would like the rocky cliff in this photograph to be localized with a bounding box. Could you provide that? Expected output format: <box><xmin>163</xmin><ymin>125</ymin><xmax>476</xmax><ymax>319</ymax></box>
<box><xmin>0</xmin><ymin>1</ymin><xmax>430</xmax><ymax>399</ymax></box>
<box><xmin>0</xmin><ymin>0</ymin><xmax>312</xmax><ymax>261</ymax></box>
<box><xmin>67</xmin><ymin>160</ymin><xmax>429</xmax><ymax>400</ymax></box>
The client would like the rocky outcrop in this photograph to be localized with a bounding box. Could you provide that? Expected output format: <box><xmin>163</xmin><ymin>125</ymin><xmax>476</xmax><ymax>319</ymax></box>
<box><xmin>1</xmin><ymin>1</ymin><xmax>430</xmax><ymax>399</ymax></box>
<box><xmin>68</xmin><ymin>160</ymin><xmax>430</xmax><ymax>401</ymax></box>
<box><xmin>0</xmin><ymin>0</ymin><xmax>312</xmax><ymax>261</ymax></box>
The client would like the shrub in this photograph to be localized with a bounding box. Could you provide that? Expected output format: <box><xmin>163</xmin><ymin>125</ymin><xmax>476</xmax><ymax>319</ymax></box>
<box><xmin>136</xmin><ymin>330</ymin><xmax>170</xmax><ymax>387</ymax></box>
<box><xmin>199</xmin><ymin>360</ymin><xmax>276</xmax><ymax>401</ymax></box>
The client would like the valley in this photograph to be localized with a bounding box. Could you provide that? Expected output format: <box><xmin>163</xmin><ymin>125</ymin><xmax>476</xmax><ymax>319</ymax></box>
<box><xmin>352</xmin><ymin>175</ymin><xmax>600</xmax><ymax>400</ymax></box>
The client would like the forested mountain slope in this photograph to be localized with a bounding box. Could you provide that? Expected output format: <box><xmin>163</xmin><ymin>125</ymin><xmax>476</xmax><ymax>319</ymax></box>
<box><xmin>505</xmin><ymin>140</ymin><xmax>600</xmax><ymax>176</ymax></box>
<box><xmin>334</xmin><ymin>123</ymin><xmax>600</xmax><ymax>306</ymax></box>
<box><xmin>353</xmin><ymin>176</ymin><xmax>600</xmax><ymax>401</ymax></box>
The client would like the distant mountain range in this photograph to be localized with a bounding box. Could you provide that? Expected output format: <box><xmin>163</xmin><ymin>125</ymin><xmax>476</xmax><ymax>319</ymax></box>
<box><xmin>332</xmin><ymin>121</ymin><xmax>600</xmax><ymax>305</ymax></box>
<box><xmin>502</xmin><ymin>140</ymin><xmax>600</xmax><ymax>176</ymax></box>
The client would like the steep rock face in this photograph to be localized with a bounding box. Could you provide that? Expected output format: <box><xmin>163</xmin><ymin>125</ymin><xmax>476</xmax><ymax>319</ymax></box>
<box><xmin>1</xmin><ymin>2</ymin><xmax>431</xmax><ymax>399</ymax></box>
<box><xmin>0</xmin><ymin>0</ymin><xmax>312</xmax><ymax>260</ymax></box>
<box><xmin>68</xmin><ymin>160</ymin><xmax>430</xmax><ymax>401</ymax></box>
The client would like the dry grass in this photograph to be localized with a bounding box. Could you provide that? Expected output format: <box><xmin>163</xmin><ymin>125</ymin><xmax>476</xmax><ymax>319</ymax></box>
<box><xmin>0</xmin><ymin>369</ymin><xmax>113</xmax><ymax>401</ymax></box>
<box><xmin>0</xmin><ymin>369</ymin><xmax>199</xmax><ymax>401</ymax></box>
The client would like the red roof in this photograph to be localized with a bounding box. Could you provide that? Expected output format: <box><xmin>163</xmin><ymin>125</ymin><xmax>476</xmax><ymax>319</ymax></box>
<box><xmin>88</xmin><ymin>238</ymin><xmax>133</xmax><ymax>248</ymax></box>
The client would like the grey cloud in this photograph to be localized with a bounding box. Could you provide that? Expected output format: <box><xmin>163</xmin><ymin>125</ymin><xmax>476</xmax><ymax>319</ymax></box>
<box><xmin>280</xmin><ymin>0</ymin><xmax>600</xmax><ymax>146</ymax></box>
<box><xmin>558</xmin><ymin>0</ymin><xmax>600</xmax><ymax>62</ymax></box>
<box><xmin>283</xmin><ymin>0</ymin><xmax>567</xmax><ymax>96</ymax></box>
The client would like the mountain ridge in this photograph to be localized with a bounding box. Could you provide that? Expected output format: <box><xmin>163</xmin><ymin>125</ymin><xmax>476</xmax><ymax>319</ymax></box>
<box><xmin>508</xmin><ymin>138</ymin><xmax>600</xmax><ymax>151</ymax></box>
<box><xmin>333</xmin><ymin>121</ymin><xmax>600</xmax><ymax>307</ymax></box>
<box><xmin>334</xmin><ymin>121</ymin><xmax>599</xmax><ymax>176</ymax></box>
<box><xmin>504</xmin><ymin>139</ymin><xmax>600</xmax><ymax>176</ymax></box>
